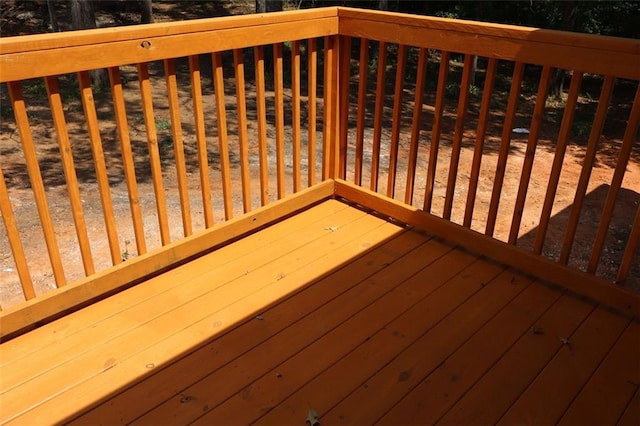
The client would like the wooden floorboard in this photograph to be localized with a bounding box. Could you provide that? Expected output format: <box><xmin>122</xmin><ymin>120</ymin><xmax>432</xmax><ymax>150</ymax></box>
<box><xmin>1</xmin><ymin>199</ymin><xmax>638</xmax><ymax>425</ymax></box>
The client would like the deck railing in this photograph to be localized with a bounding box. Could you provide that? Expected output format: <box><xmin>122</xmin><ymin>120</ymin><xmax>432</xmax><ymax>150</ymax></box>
<box><xmin>1</xmin><ymin>8</ymin><xmax>638</xmax><ymax>316</ymax></box>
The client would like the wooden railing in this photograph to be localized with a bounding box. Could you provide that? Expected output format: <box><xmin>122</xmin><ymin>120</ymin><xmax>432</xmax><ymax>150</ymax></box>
<box><xmin>0</xmin><ymin>7</ymin><xmax>638</xmax><ymax>316</ymax></box>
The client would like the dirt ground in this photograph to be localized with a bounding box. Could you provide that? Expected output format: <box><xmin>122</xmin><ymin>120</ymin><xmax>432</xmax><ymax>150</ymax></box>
<box><xmin>1</xmin><ymin>1</ymin><xmax>638</xmax><ymax>309</ymax></box>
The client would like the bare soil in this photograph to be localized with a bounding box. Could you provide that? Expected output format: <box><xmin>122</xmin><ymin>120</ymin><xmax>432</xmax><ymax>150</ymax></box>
<box><xmin>1</xmin><ymin>1</ymin><xmax>638</xmax><ymax>309</ymax></box>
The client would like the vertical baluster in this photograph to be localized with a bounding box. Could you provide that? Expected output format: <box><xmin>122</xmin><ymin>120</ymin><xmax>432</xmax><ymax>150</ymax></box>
<box><xmin>292</xmin><ymin>40</ymin><xmax>302</xmax><ymax>191</ymax></box>
<box><xmin>137</xmin><ymin>63</ymin><xmax>171</xmax><ymax>244</ymax></box>
<box><xmin>559</xmin><ymin>76</ymin><xmax>615</xmax><ymax>264</ymax></box>
<box><xmin>443</xmin><ymin>54</ymin><xmax>474</xmax><ymax>219</ymax></box>
<box><xmin>0</xmin><ymin>165</ymin><xmax>34</xmax><ymax>299</ymax></box>
<box><xmin>464</xmin><ymin>57</ymin><xmax>497</xmax><ymax>227</ymax></box>
<box><xmin>323</xmin><ymin>36</ymin><xmax>338</xmax><ymax>180</ymax></box>
<box><xmin>423</xmin><ymin>51</ymin><xmax>450</xmax><ymax>213</ymax></box>
<box><xmin>212</xmin><ymin>52</ymin><xmax>233</xmax><ymax>220</ymax></box>
<box><xmin>274</xmin><ymin>43</ymin><xmax>286</xmax><ymax>197</ymax></box>
<box><xmin>8</xmin><ymin>81</ymin><xmax>65</xmax><ymax>286</ymax></box>
<box><xmin>370</xmin><ymin>41</ymin><xmax>387</xmax><ymax>191</ymax></box>
<box><xmin>308</xmin><ymin>38</ymin><xmax>318</xmax><ymax>187</ymax></box>
<box><xmin>109</xmin><ymin>66</ymin><xmax>147</xmax><ymax>254</ymax></box>
<box><xmin>78</xmin><ymin>71</ymin><xmax>121</xmax><ymax>262</ymax></box>
<box><xmin>589</xmin><ymin>84</ymin><xmax>640</xmax><ymax>273</ymax></box>
<box><xmin>254</xmin><ymin>46</ymin><xmax>269</xmax><ymax>206</ymax></box>
<box><xmin>45</xmin><ymin>75</ymin><xmax>94</xmax><ymax>275</ymax></box>
<box><xmin>617</xmin><ymin>204</ymin><xmax>640</xmax><ymax>283</ymax></box>
<box><xmin>485</xmin><ymin>61</ymin><xmax>525</xmax><ymax>236</ymax></box>
<box><xmin>534</xmin><ymin>71</ymin><xmax>583</xmax><ymax>254</ymax></box>
<box><xmin>338</xmin><ymin>36</ymin><xmax>352</xmax><ymax>180</ymax></box>
<box><xmin>233</xmin><ymin>49</ymin><xmax>251</xmax><ymax>213</ymax></box>
<box><xmin>188</xmin><ymin>55</ymin><xmax>214</xmax><ymax>227</ymax></box>
<box><xmin>508</xmin><ymin>65</ymin><xmax>553</xmax><ymax>244</ymax></box>
<box><xmin>387</xmin><ymin>44</ymin><xmax>407</xmax><ymax>198</ymax></box>
<box><xmin>354</xmin><ymin>38</ymin><xmax>369</xmax><ymax>186</ymax></box>
<box><xmin>165</xmin><ymin>59</ymin><xmax>193</xmax><ymax>236</ymax></box>
<box><xmin>404</xmin><ymin>47</ymin><xmax>428</xmax><ymax>206</ymax></box>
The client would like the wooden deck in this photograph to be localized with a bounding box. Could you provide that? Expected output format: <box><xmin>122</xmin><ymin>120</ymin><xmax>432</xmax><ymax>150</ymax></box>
<box><xmin>1</xmin><ymin>199</ymin><xmax>637</xmax><ymax>425</ymax></box>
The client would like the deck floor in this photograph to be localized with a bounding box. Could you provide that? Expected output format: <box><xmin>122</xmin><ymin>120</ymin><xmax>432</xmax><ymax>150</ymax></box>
<box><xmin>1</xmin><ymin>200</ymin><xmax>638</xmax><ymax>425</ymax></box>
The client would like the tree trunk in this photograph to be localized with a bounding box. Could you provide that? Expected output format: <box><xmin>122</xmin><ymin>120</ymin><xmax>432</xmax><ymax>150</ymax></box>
<box><xmin>69</xmin><ymin>0</ymin><xmax>108</xmax><ymax>87</ymax></box>
<box><xmin>256</xmin><ymin>0</ymin><xmax>283</xmax><ymax>13</ymax></box>
<box><xmin>46</xmin><ymin>0</ymin><xmax>60</xmax><ymax>32</ymax></box>
<box><xmin>139</xmin><ymin>0</ymin><xmax>153</xmax><ymax>24</ymax></box>
<box><xmin>70</xmin><ymin>0</ymin><xmax>96</xmax><ymax>30</ymax></box>
<box><xmin>378</xmin><ymin>0</ymin><xmax>389</xmax><ymax>11</ymax></box>
<box><xmin>550</xmin><ymin>0</ymin><xmax>578</xmax><ymax>98</ymax></box>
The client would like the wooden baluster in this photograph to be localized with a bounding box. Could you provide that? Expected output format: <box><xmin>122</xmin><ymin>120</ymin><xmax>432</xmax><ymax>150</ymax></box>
<box><xmin>8</xmin><ymin>81</ymin><xmax>66</xmax><ymax>286</ymax></box>
<box><xmin>559</xmin><ymin>76</ymin><xmax>615</xmax><ymax>264</ymax></box>
<box><xmin>274</xmin><ymin>43</ymin><xmax>286</xmax><ymax>197</ymax></box>
<box><xmin>423</xmin><ymin>51</ymin><xmax>450</xmax><ymax>213</ymax></box>
<box><xmin>109</xmin><ymin>66</ymin><xmax>147</xmax><ymax>254</ymax></box>
<box><xmin>308</xmin><ymin>38</ymin><xmax>318</xmax><ymax>187</ymax></box>
<box><xmin>254</xmin><ymin>46</ymin><xmax>269</xmax><ymax>206</ymax></box>
<box><xmin>188</xmin><ymin>55</ymin><xmax>214</xmax><ymax>227</ymax></box>
<box><xmin>534</xmin><ymin>71</ymin><xmax>583</xmax><ymax>254</ymax></box>
<box><xmin>463</xmin><ymin>57</ymin><xmax>497</xmax><ymax>228</ymax></box>
<box><xmin>45</xmin><ymin>75</ymin><xmax>94</xmax><ymax>275</ymax></box>
<box><xmin>370</xmin><ymin>41</ymin><xmax>387</xmax><ymax>192</ymax></box>
<box><xmin>354</xmin><ymin>38</ymin><xmax>369</xmax><ymax>187</ymax></box>
<box><xmin>387</xmin><ymin>44</ymin><xmax>407</xmax><ymax>199</ymax></box>
<box><xmin>443</xmin><ymin>54</ymin><xmax>474</xmax><ymax>219</ymax></box>
<box><xmin>617</xmin><ymin>203</ymin><xmax>640</xmax><ymax>283</ymax></box>
<box><xmin>589</xmin><ymin>84</ymin><xmax>640</xmax><ymax>273</ymax></box>
<box><xmin>212</xmin><ymin>52</ymin><xmax>233</xmax><ymax>220</ymax></box>
<box><xmin>338</xmin><ymin>36</ymin><xmax>352</xmax><ymax>180</ymax></box>
<box><xmin>404</xmin><ymin>47</ymin><xmax>428</xmax><ymax>206</ymax></box>
<box><xmin>233</xmin><ymin>49</ymin><xmax>251</xmax><ymax>213</ymax></box>
<box><xmin>0</xmin><ymin>165</ymin><xmax>34</xmax><ymax>299</ymax></box>
<box><xmin>137</xmin><ymin>63</ymin><xmax>171</xmax><ymax>244</ymax></box>
<box><xmin>508</xmin><ymin>65</ymin><xmax>553</xmax><ymax>244</ymax></box>
<box><xmin>292</xmin><ymin>40</ymin><xmax>302</xmax><ymax>191</ymax></box>
<box><xmin>165</xmin><ymin>58</ymin><xmax>193</xmax><ymax>236</ymax></box>
<box><xmin>78</xmin><ymin>71</ymin><xmax>121</xmax><ymax>264</ymax></box>
<box><xmin>323</xmin><ymin>36</ymin><xmax>338</xmax><ymax>180</ymax></box>
<box><xmin>485</xmin><ymin>61</ymin><xmax>525</xmax><ymax>237</ymax></box>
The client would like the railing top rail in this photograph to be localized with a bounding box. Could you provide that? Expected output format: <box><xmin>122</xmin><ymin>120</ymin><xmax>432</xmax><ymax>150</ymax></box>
<box><xmin>0</xmin><ymin>8</ymin><xmax>339</xmax><ymax>82</ymax></box>
<box><xmin>0</xmin><ymin>7</ymin><xmax>338</xmax><ymax>55</ymax></box>
<box><xmin>337</xmin><ymin>7</ymin><xmax>640</xmax><ymax>80</ymax></box>
<box><xmin>336</xmin><ymin>7</ymin><xmax>640</xmax><ymax>56</ymax></box>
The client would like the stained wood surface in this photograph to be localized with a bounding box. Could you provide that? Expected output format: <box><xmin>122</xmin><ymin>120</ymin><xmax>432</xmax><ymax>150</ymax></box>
<box><xmin>1</xmin><ymin>199</ymin><xmax>636</xmax><ymax>425</ymax></box>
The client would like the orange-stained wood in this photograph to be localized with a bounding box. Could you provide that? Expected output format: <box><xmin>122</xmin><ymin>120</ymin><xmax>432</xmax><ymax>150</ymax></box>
<box><xmin>443</xmin><ymin>53</ymin><xmax>474</xmax><ymax>220</ymax></box>
<box><xmin>588</xmin><ymin>84</ymin><xmax>640</xmax><ymax>273</ymax></box>
<box><xmin>404</xmin><ymin>47</ymin><xmax>427</xmax><ymax>206</ymax></box>
<box><xmin>292</xmin><ymin>40</ymin><xmax>302</xmax><ymax>191</ymax></box>
<box><xmin>254</xmin><ymin>46</ymin><xmax>269</xmax><ymax>206</ymax></box>
<box><xmin>485</xmin><ymin>61</ymin><xmax>524</xmax><ymax>237</ymax></box>
<box><xmin>508</xmin><ymin>65</ymin><xmax>553</xmax><ymax>244</ymax></box>
<box><xmin>338</xmin><ymin>35</ymin><xmax>352</xmax><ymax>180</ymax></box>
<box><xmin>0</xmin><ymin>165</ymin><xmax>34</xmax><ymax>300</ymax></box>
<box><xmin>164</xmin><ymin>58</ymin><xmax>193</xmax><ymax>236</ymax></box>
<box><xmin>534</xmin><ymin>71</ymin><xmax>583</xmax><ymax>254</ymax></box>
<box><xmin>274</xmin><ymin>43</ymin><xmax>286</xmax><ymax>197</ymax></box>
<box><xmin>212</xmin><ymin>51</ymin><xmax>233</xmax><ymax>220</ymax></box>
<box><xmin>307</xmin><ymin>38</ymin><xmax>318</xmax><ymax>186</ymax></box>
<box><xmin>370</xmin><ymin>41</ymin><xmax>387</xmax><ymax>191</ymax></box>
<box><xmin>45</xmin><ymin>75</ymin><xmax>94</xmax><ymax>276</ymax></box>
<box><xmin>387</xmin><ymin>43</ymin><xmax>407</xmax><ymax>198</ymax></box>
<box><xmin>7</xmin><ymin>81</ymin><xmax>66</xmax><ymax>287</ymax></box>
<box><xmin>354</xmin><ymin>38</ymin><xmax>369</xmax><ymax>186</ymax></box>
<box><xmin>108</xmin><ymin>66</ymin><xmax>147</xmax><ymax>254</ymax></box>
<box><xmin>559</xmin><ymin>76</ymin><xmax>615</xmax><ymax>265</ymax></box>
<box><xmin>463</xmin><ymin>57</ymin><xmax>497</xmax><ymax>228</ymax></box>
<box><xmin>233</xmin><ymin>48</ymin><xmax>252</xmax><ymax>213</ymax></box>
<box><xmin>423</xmin><ymin>51</ymin><xmax>449</xmax><ymax>213</ymax></box>
<box><xmin>137</xmin><ymin>62</ymin><xmax>171</xmax><ymax>245</ymax></box>
<box><xmin>188</xmin><ymin>55</ymin><xmax>214</xmax><ymax>227</ymax></box>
